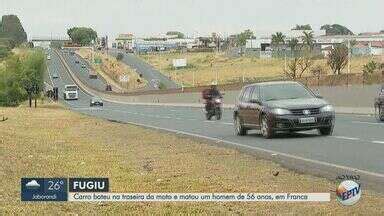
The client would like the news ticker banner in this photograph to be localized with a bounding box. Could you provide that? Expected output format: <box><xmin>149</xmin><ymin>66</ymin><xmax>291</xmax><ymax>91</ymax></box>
<box><xmin>21</xmin><ymin>178</ymin><xmax>330</xmax><ymax>202</ymax></box>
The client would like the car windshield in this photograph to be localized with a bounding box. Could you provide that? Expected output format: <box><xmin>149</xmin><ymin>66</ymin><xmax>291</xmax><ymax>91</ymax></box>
<box><xmin>65</xmin><ymin>86</ymin><xmax>77</xmax><ymax>91</ymax></box>
<box><xmin>260</xmin><ymin>83</ymin><xmax>314</xmax><ymax>101</ymax></box>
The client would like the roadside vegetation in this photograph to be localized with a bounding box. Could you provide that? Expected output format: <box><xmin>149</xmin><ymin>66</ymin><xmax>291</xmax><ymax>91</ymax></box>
<box><xmin>0</xmin><ymin>49</ymin><xmax>45</xmax><ymax>107</ymax></box>
<box><xmin>139</xmin><ymin>51</ymin><xmax>376</xmax><ymax>87</ymax></box>
<box><xmin>0</xmin><ymin>15</ymin><xmax>45</xmax><ymax>107</ymax></box>
<box><xmin>76</xmin><ymin>48</ymin><xmax>146</xmax><ymax>91</ymax></box>
<box><xmin>1</xmin><ymin>104</ymin><xmax>384</xmax><ymax>214</ymax></box>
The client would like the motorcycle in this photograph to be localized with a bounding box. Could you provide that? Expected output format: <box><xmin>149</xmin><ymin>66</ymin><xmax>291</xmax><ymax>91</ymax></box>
<box><xmin>205</xmin><ymin>97</ymin><xmax>223</xmax><ymax>120</ymax></box>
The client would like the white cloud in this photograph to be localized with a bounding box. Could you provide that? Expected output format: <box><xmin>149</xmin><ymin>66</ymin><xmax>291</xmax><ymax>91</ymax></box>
<box><xmin>25</xmin><ymin>180</ymin><xmax>40</xmax><ymax>188</ymax></box>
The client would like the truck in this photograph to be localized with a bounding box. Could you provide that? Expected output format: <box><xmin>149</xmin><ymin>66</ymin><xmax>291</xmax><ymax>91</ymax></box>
<box><xmin>63</xmin><ymin>84</ymin><xmax>79</xmax><ymax>100</ymax></box>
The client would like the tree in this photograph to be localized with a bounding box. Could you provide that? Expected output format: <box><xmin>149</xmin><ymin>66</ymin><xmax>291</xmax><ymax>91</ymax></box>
<box><xmin>284</xmin><ymin>51</ymin><xmax>313</xmax><ymax>79</ymax></box>
<box><xmin>271</xmin><ymin>32</ymin><xmax>286</xmax><ymax>46</ymax></box>
<box><xmin>321</xmin><ymin>24</ymin><xmax>353</xmax><ymax>35</ymax></box>
<box><xmin>116</xmin><ymin>52</ymin><xmax>124</xmax><ymax>61</ymax></box>
<box><xmin>0</xmin><ymin>15</ymin><xmax>27</xmax><ymax>45</ymax></box>
<box><xmin>292</xmin><ymin>24</ymin><xmax>312</xmax><ymax>30</ymax></box>
<box><xmin>287</xmin><ymin>38</ymin><xmax>299</xmax><ymax>51</ymax></box>
<box><xmin>67</xmin><ymin>27</ymin><xmax>97</xmax><ymax>46</ymax></box>
<box><xmin>327</xmin><ymin>44</ymin><xmax>348</xmax><ymax>75</ymax></box>
<box><xmin>0</xmin><ymin>55</ymin><xmax>26</xmax><ymax>106</ymax></box>
<box><xmin>0</xmin><ymin>46</ymin><xmax>10</xmax><ymax>59</ymax></box>
<box><xmin>302</xmin><ymin>31</ymin><xmax>315</xmax><ymax>50</ymax></box>
<box><xmin>235</xmin><ymin>29</ymin><xmax>254</xmax><ymax>46</ymax></box>
<box><xmin>166</xmin><ymin>31</ymin><xmax>185</xmax><ymax>39</ymax></box>
<box><xmin>20</xmin><ymin>51</ymin><xmax>45</xmax><ymax>107</ymax></box>
<box><xmin>271</xmin><ymin>32</ymin><xmax>286</xmax><ymax>52</ymax></box>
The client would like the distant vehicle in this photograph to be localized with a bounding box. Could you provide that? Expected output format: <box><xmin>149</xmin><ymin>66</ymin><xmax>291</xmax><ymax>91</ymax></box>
<box><xmin>105</xmin><ymin>84</ymin><xmax>112</xmax><ymax>91</ymax></box>
<box><xmin>75</xmin><ymin>59</ymin><xmax>80</xmax><ymax>64</ymax></box>
<box><xmin>52</xmin><ymin>72</ymin><xmax>59</xmax><ymax>79</ymax></box>
<box><xmin>90</xmin><ymin>96</ymin><xmax>103</xmax><ymax>107</ymax></box>
<box><xmin>89</xmin><ymin>70</ymin><xmax>97</xmax><ymax>79</ymax></box>
<box><xmin>150</xmin><ymin>79</ymin><xmax>160</xmax><ymax>89</ymax></box>
<box><xmin>47</xmin><ymin>55</ymin><xmax>51</xmax><ymax>60</ymax></box>
<box><xmin>63</xmin><ymin>84</ymin><xmax>79</xmax><ymax>100</ymax></box>
<box><xmin>234</xmin><ymin>81</ymin><xmax>335</xmax><ymax>138</ymax></box>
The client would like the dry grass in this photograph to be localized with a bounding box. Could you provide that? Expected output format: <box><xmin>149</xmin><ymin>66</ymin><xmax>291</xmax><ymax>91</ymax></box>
<box><xmin>1</xmin><ymin>104</ymin><xmax>384</xmax><ymax>214</ymax></box>
<box><xmin>140</xmin><ymin>52</ymin><xmax>379</xmax><ymax>86</ymax></box>
<box><xmin>76</xmin><ymin>48</ymin><xmax>146</xmax><ymax>91</ymax></box>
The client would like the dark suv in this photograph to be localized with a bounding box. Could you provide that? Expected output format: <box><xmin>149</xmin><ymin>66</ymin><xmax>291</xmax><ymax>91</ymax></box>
<box><xmin>234</xmin><ymin>81</ymin><xmax>335</xmax><ymax>138</ymax></box>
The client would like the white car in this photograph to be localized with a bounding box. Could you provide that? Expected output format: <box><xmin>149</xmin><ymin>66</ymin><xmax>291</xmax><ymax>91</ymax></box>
<box><xmin>47</xmin><ymin>55</ymin><xmax>51</xmax><ymax>60</ymax></box>
<box><xmin>63</xmin><ymin>85</ymin><xmax>79</xmax><ymax>100</ymax></box>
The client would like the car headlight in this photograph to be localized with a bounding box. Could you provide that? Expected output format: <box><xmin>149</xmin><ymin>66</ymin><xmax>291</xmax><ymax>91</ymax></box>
<box><xmin>271</xmin><ymin>108</ymin><xmax>291</xmax><ymax>115</ymax></box>
<box><xmin>320</xmin><ymin>105</ymin><xmax>334</xmax><ymax>113</ymax></box>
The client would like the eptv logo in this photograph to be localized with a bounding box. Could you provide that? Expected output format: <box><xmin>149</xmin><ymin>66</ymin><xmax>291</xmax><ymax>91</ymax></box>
<box><xmin>69</xmin><ymin>178</ymin><xmax>109</xmax><ymax>192</ymax></box>
<box><xmin>336</xmin><ymin>180</ymin><xmax>361</xmax><ymax>206</ymax></box>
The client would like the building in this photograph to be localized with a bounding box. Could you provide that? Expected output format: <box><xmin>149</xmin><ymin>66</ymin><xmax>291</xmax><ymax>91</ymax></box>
<box><xmin>246</xmin><ymin>30</ymin><xmax>384</xmax><ymax>57</ymax></box>
<box><xmin>115</xmin><ymin>33</ymin><xmax>134</xmax><ymax>50</ymax></box>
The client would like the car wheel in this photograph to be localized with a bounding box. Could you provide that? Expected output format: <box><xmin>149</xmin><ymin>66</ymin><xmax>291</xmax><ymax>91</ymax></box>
<box><xmin>234</xmin><ymin>115</ymin><xmax>247</xmax><ymax>136</ymax></box>
<box><xmin>318</xmin><ymin>126</ymin><xmax>334</xmax><ymax>136</ymax></box>
<box><xmin>261</xmin><ymin>115</ymin><xmax>274</xmax><ymax>139</ymax></box>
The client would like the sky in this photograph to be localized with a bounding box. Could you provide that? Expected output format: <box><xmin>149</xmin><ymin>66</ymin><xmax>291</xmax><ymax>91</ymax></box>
<box><xmin>1</xmin><ymin>0</ymin><xmax>384</xmax><ymax>40</ymax></box>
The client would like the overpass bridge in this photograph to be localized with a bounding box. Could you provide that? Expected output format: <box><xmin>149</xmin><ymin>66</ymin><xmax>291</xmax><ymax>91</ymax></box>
<box><xmin>31</xmin><ymin>36</ymin><xmax>71</xmax><ymax>48</ymax></box>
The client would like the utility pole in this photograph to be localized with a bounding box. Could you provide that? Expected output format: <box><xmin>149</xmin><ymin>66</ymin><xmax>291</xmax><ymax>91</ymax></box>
<box><xmin>347</xmin><ymin>39</ymin><xmax>351</xmax><ymax>87</ymax></box>
<box><xmin>284</xmin><ymin>50</ymin><xmax>287</xmax><ymax>72</ymax></box>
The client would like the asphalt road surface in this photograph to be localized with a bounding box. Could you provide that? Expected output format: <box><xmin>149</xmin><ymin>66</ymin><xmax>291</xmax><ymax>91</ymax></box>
<box><xmin>108</xmin><ymin>49</ymin><xmax>179</xmax><ymax>89</ymax></box>
<box><xmin>48</xmin><ymin>49</ymin><xmax>384</xmax><ymax>192</ymax></box>
<box><xmin>59</xmin><ymin>50</ymin><xmax>107</xmax><ymax>92</ymax></box>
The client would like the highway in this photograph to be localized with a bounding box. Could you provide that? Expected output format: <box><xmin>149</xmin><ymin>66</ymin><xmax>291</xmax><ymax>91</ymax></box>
<box><xmin>47</xmin><ymin>49</ymin><xmax>384</xmax><ymax>192</ymax></box>
<box><xmin>108</xmin><ymin>49</ymin><xmax>179</xmax><ymax>89</ymax></box>
<box><xmin>60</xmin><ymin>50</ymin><xmax>108</xmax><ymax>92</ymax></box>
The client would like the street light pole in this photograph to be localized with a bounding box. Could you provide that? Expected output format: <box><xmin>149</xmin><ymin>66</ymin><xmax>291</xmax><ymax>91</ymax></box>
<box><xmin>347</xmin><ymin>39</ymin><xmax>351</xmax><ymax>87</ymax></box>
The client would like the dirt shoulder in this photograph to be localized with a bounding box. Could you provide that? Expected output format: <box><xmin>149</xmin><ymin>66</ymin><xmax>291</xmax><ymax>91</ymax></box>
<box><xmin>1</xmin><ymin>104</ymin><xmax>383</xmax><ymax>214</ymax></box>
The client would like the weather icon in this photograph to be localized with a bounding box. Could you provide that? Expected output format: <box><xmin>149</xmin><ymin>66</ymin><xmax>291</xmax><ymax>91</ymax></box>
<box><xmin>25</xmin><ymin>180</ymin><xmax>40</xmax><ymax>190</ymax></box>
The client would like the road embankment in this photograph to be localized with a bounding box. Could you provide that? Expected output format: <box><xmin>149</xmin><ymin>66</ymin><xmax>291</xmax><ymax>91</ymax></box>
<box><xmin>55</xmin><ymin>49</ymin><xmax>377</xmax><ymax>114</ymax></box>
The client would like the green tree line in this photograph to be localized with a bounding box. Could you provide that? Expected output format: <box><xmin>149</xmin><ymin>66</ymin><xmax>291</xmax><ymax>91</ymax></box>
<box><xmin>0</xmin><ymin>14</ymin><xmax>28</xmax><ymax>60</ymax></box>
<box><xmin>0</xmin><ymin>50</ymin><xmax>45</xmax><ymax>107</ymax></box>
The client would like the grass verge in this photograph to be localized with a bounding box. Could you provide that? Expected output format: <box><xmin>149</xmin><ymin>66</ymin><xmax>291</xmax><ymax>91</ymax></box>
<box><xmin>0</xmin><ymin>104</ymin><xmax>383</xmax><ymax>214</ymax></box>
<box><xmin>76</xmin><ymin>48</ymin><xmax>146</xmax><ymax>91</ymax></box>
<box><xmin>139</xmin><ymin>52</ymin><xmax>378</xmax><ymax>87</ymax></box>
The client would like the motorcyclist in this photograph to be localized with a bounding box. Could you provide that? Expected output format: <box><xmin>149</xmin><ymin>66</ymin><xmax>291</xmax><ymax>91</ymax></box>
<box><xmin>203</xmin><ymin>82</ymin><xmax>222</xmax><ymax>112</ymax></box>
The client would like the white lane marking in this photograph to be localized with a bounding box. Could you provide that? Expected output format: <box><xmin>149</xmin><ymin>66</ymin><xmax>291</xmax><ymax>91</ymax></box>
<box><xmin>372</xmin><ymin>141</ymin><xmax>384</xmax><ymax>144</ymax></box>
<box><xmin>332</xmin><ymin>136</ymin><xmax>360</xmax><ymax>141</ymax></box>
<box><xmin>56</xmin><ymin>52</ymin><xmax>384</xmax><ymax>178</ymax></box>
<box><xmin>117</xmin><ymin>119</ymin><xmax>384</xmax><ymax>179</ymax></box>
<box><xmin>222</xmin><ymin>122</ymin><xmax>233</xmax><ymax>125</ymax></box>
<box><xmin>352</xmin><ymin>121</ymin><xmax>384</xmax><ymax>126</ymax></box>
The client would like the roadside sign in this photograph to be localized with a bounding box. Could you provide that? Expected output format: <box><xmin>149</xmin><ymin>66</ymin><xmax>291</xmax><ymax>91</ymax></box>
<box><xmin>172</xmin><ymin>59</ymin><xmax>187</xmax><ymax>68</ymax></box>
